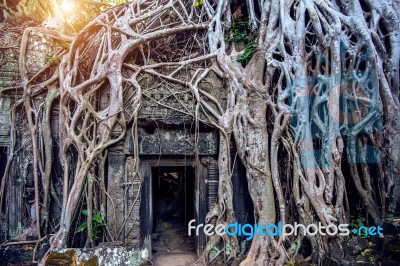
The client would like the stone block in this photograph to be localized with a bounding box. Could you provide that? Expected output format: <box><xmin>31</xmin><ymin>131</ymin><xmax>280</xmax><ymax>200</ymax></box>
<box><xmin>124</xmin><ymin>127</ymin><xmax>218</xmax><ymax>156</ymax></box>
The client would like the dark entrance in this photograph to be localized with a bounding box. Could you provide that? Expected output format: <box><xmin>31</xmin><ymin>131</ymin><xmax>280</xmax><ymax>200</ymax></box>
<box><xmin>0</xmin><ymin>147</ymin><xmax>6</xmax><ymax>178</ymax></box>
<box><xmin>151</xmin><ymin>166</ymin><xmax>195</xmax><ymax>255</ymax></box>
<box><xmin>0</xmin><ymin>147</ymin><xmax>7</xmax><ymax>211</ymax></box>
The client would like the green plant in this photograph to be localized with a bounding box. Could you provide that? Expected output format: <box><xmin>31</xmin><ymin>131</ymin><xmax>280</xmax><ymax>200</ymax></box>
<box><xmin>285</xmin><ymin>257</ymin><xmax>296</xmax><ymax>266</ymax></box>
<box><xmin>146</xmin><ymin>59</ymin><xmax>155</xmax><ymax>65</ymax></box>
<box><xmin>58</xmin><ymin>40</ymin><xmax>71</xmax><ymax>50</ymax></box>
<box><xmin>225</xmin><ymin>19</ymin><xmax>257</xmax><ymax>66</ymax></box>
<box><xmin>226</xmin><ymin>20</ymin><xmax>255</xmax><ymax>44</ymax></box>
<box><xmin>76</xmin><ymin>209</ymin><xmax>105</xmax><ymax>239</ymax></box>
<box><xmin>193</xmin><ymin>0</ymin><xmax>203</xmax><ymax>7</ymax></box>
<box><xmin>361</xmin><ymin>242</ymin><xmax>376</xmax><ymax>257</ymax></box>
<box><xmin>349</xmin><ymin>216</ymin><xmax>368</xmax><ymax>238</ymax></box>
<box><xmin>369</xmin><ymin>255</ymin><xmax>377</xmax><ymax>263</ymax></box>
<box><xmin>102</xmin><ymin>0</ymin><xmax>129</xmax><ymax>7</ymax></box>
<box><xmin>237</xmin><ymin>42</ymin><xmax>257</xmax><ymax>65</ymax></box>
<box><xmin>45</xmin><ymin>53</ymin><xmax>62</xmax><ymax>63</ymax></box>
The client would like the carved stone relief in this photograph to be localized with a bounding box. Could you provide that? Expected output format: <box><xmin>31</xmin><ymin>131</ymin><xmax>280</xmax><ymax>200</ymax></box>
<box><xmin>124</xmin><ymin>127</ymin><xmax>218</xmax><ymax>156</ymax></box>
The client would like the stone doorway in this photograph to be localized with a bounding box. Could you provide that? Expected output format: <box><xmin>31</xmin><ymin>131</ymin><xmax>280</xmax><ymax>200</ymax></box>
<box><xmin>139</xmin><ymin>158</ymin><xmax>208</xmax><ymax>259</ymax></box>
<box><xmin>151</xmin><ymin>166</ymin><xmax>195</xmax><ymax>256</ymax></box>
<box><xmin>0</xmin><ymin>147</ymin><xmax>6</xmax><ymax>182</ymax></box>
<box><xmin>0</xmin><ymin>147</ymin><xmax>6</xmax><ymax>211</ymax></box>
<box><xmin>0</xmin><ymin>146</ymin><xmax>7</xmax><ymax>241</ymax></box>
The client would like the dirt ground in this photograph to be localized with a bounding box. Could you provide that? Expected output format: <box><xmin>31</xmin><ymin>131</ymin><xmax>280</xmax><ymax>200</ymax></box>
<box><xmin>152</xmin><ymin>253</ymin><xmax>199</xmax><ymax>266</ymax></box>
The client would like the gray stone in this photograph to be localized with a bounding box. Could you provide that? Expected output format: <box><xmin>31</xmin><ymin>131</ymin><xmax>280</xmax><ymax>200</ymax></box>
<box><xmin>46</xmin><ymin>247</ymin><xmax>149</xmax><ymax>266</ymax></box>
<box><xmin>136</xmin><ymin>70</ymin><xmax>226</xmax><ymax>125</ymax></box>
<box><xmin>344</xmin><ymin>237</ymin><xmax>369</xmax><ymax>256</ymax></box>
<box><xmin>382</xmin><ymin>235</ymin><xmax>400</xmax><ymax>259</ymax></box>
<box><xmin>382</xmin><ymin>218</ymin><xmax>400</xmax><ymax>235</ymax></box>
<box><xmin>322</xmin><ymin>256</ymin><xmax>340</xmax><ymax>266</ymax></box>
<box><xmin>340</xmin><ymin>255</ymin><xmax>373</xmax><ymax>266</ymax></box>
<box><xmin>0</xmin><ymin>97</ymin><xmax>11</xmax><ymax>145</ymax></box>
<box><xmin>124</xmin><ymin>127</ymin><xmax>218</xmax><ymax>156</ymax></box>
<box><xmin>330</xmin><ymin>241</ymin><xmax>344</xmax><ymax>260</ymax></box>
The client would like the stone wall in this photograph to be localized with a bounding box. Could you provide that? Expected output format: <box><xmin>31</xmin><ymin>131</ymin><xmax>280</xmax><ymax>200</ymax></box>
<box><xmin>106</xmin><ymin>148</ymin><xmax>142</xmax><ymax>247</ymax></box>
<box><xmin>124</xmin><ymin>127</ymin><xmax>218</xmax><ymax>156</ymax></box>
<box><xmin>0</xmin><ymin>17</ymin><xmax>227</xmax><ymax>256</ymax></box>
<box><xmin>0</xmin><ymin>20</ymin><xmax>62</xmax><ymax>240</ymax></box>
<box><xmin>0</xmin><ymin>20</ymin><xmax>21</xmax><ymax>146</ymax></box>
<box><xmin>0</xmin><ymin>21</ymin><xmax>23</xmax><ymax>241</ymax></box>
<box><xmin>0</xmin><ymin>21</ymin><xmax>20</xmax><ymax>89</ymax></box>
<box><xmin>137</xmin><ymin>70</ymin><xmax>226</xmax><ymax>125</ymax></box>
<box><xmin>106</xmin><ymin>66</ymin><xmax>225</xmax><ymax>249</ymax></box>
<box><xmin>0</xmin><ymin>97</ymin><xmax>11</xmax><ymax>146</ymax></box>
<box><xmin>45</xmin><ymin>247</ymin><xmax>149</xmax><ymax>266</ymax></box>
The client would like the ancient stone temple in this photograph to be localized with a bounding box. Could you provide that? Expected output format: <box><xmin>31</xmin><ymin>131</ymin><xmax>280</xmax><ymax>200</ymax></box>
<box><xmin>90</xmin><ymin>54</ymin><xmax>254</xmax><ymax>258</ymax></box>
<box><xmin>0</xmin><ymin>19</ymin><xmax>254</xmax><ymax>263</ymax></box>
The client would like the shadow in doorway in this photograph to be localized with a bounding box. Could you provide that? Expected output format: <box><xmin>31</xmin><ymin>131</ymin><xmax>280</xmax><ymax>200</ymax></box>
<box><xmin>151</xmin><ymin>166</ymin><xmax>195</xmax><ymax>255</ymax></box>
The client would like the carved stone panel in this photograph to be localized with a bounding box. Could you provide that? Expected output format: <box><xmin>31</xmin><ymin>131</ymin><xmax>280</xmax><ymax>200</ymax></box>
<box><xmin>0</xmin><ymin>97</ymin><xmax>11</xmax><ymax>145</ymax></box>
<box><xmin>137</xmin><ymin>70</ymin><xmax>227</xmax><ymax>125</ymax></box>
<box><xmin>107</xmin><ymin>151</ymin><xmax>141</xmax><ymax>247</ymax></box>
<box><xmin>0</xmin><ymin>23</ymin><xmax>59</xmax><ymax>89</ymax></box>
<box><xmin>106</xmin><ymin>151</ymin><xmax>126</xmax><ymax>241</ymax></box>
<box><xmin>124</xmin><ymin>127</ymin><xmax>218</xmax><ymax>156</ymax></box>
<box><xmin>138</xmin><ymin>83</ymin><xmax>194</xmax><ymax>125</ymax></box>
<box><xmin>124</xmin><ymin>156</ymin><xmax>141</xmax><ymax>246</ymax></box>
<box><xmin>0</xmin><ymin>24</ymin><xmax>20</xmax><ymax>88</ymax></box>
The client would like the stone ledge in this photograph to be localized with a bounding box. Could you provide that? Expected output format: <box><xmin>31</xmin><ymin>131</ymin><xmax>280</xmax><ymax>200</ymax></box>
<box><xmin>46</xmin><ymin>247</ymin><xmax>149</xmax><ymax>266</ymax></box>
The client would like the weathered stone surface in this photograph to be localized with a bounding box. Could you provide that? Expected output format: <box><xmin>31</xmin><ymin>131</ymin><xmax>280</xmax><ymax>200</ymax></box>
<box><xmin>47</xmin><ymin>247</ymin><xmax>148</xmax><ymax>266</ymax></box>
<box><xmin>0</xmin><ymin>24</ymin><xmax>19</xmax><ymax>145</ymax></box>
<box><xmin>137</xmin><ymin>70</ymin><xmax>226</xmax><ymax>125</ymax></box>
<box><xmin>321</xmin><ymin>254</ymin><xmax>376</xmax><ymax>266</ymax></box>
<box><xmin>0</xmin><ymin>243</ymin><xmax>49</xmax><ymax>266</ymax></box>
<box><xmin>0</xmin><ymin>22</ymin><xmax>59</xmax><ymax>89</ymax></box>
<box><xmin>107</xmin><ymin>152</ymin><xmax>126</xmax><ymax>239</ymax></box>
<box><xmin>45</xmin><ymin>249</ymin><xmax>76</xmax><ymax>265</ymax></box>
<box><xmin>107</xmin><ymin>151</ymin><xmax>141</xmax><ymax>247</ymax></box>
<box><xmin>322</xmin><ymin>256</ymin><xmax>341</xmax><ymax>266</ymax></box>
<box><xmin>124</xmin><ymin>157</ymin><xmax>141</xmax><ymax>246</ymax></box>
<box><xmin>153</xmin><ymin>254</ymin><xmax>197</xmax><ymax>266</ymax></box>
<box><xmin>0</xmin><ymin>22</ymin><xmax>60</xmax><ymax>144</ymax></box>
<box><xmin>25</xmin><ymin>31</ymin><xmax>58</xmax><ymax>73</ymax></box>
<box><xmin>124</xmin><ymin>127</ymin><xmax>218</xmax><ymax>156</ymax></box>
<box><xmin>0</xmin><ymin>97</ymin><xmax>11</xmax><ymax>145</ymax></box>
<box><xmin>329</xmin><ymin>240</ymin><xmax>344</xmax><ymax>260</ymax></box>
<box><xmin>0</xmin><ymin>22</ymin><xmax>20</xmax><ymax>88</ymax></box>
<box><xmin>343</xmin><ymin>237</ymin><xmax>369</xmax><ymax>256</ymax></box>
<box><xmin>383</xmin><ymin>218</ymin><xmax>400</xmax><ymax>235</ymax></box>
<box><xmin>340</xmin><ymin>260</ymin><xmax>373</xmax><ymax>266</ymax></box>
<box><xmin>382</xmin><ymin>234</ymin><xmax>400</xmax><ymax>259</ymax></box>
<box><xmin>138</xmin><ymin>84</ymin><xmax>194</xmax><ymax>125</ymax></box>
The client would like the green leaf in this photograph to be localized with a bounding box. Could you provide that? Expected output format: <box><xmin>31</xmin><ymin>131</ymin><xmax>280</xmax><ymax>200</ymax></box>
<box><xmin>76</xmin><ymin>222</ymin><xmax>88</xmax><ymax>233</ymax></box>
<box><xmin>92</xmin><ymin>214</ymin><xmax>104</xmax><ymax>224</ymax></box>
<box><xmin>193</xmin><ymin>0</ymin><xmax>203</xmax><ymax>7</ymax></box>
<box><xmin>82</xmin><ymin>209</ymin><xmax>89</xmax><ymax>216</ymax></box>
<box><xmin>237</xmin><ymin>42</ymin><xmax>257</xmax><ymax>65</ymax></box>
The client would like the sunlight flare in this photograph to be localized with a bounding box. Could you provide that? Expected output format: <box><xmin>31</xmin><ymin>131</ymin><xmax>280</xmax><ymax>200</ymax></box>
<box><xmin>61</xmin><ymin>0</ymin><xmax>75</xmax><ymax>13</ymax></box>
